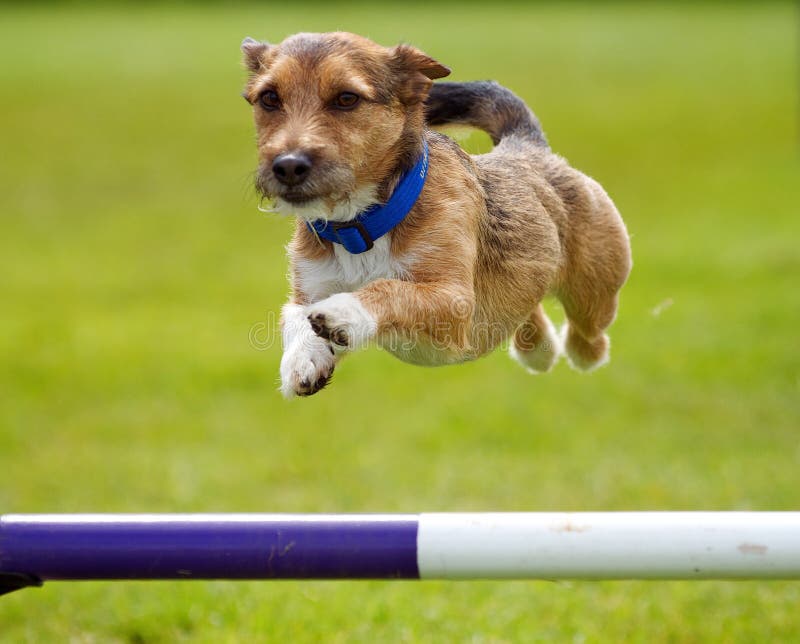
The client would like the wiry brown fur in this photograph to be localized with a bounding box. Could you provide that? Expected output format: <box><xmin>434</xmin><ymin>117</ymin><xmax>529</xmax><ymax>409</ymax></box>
<box><xmin>242</xmin><ymin>32</ymin><xmax>632</xmax><ymax>397</ymax></box>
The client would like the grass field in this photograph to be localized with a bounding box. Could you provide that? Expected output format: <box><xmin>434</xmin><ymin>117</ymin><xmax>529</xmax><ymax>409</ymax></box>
<box><xmin>1</xmin><ymin>2</ymin><xmax>798</xmax><ymax>641</ymax></box>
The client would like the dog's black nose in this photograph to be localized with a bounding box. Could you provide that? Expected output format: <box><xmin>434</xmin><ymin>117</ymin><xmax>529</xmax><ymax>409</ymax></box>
<box><xmin>272</xmin><ymin>153</ymin><xmax>312</xmax><ymax>186</ymax></box>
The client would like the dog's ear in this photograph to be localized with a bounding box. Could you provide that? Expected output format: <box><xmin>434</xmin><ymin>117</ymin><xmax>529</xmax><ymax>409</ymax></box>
<box><xmin>396</xmin><ymin>44</ymin><xmax>451</xmax><ymax>80</ymax></box>
<box><xmin>391</xmin><ymin>44</ymin><xmax>451</xmax><ymax>104</ymax></box>
<box><xmin>241</xmin><ymin>37</ymin><xmax>270</xmax><ymax>74</ymax></box>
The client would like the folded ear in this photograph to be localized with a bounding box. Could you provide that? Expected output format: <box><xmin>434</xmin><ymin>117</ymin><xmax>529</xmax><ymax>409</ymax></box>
<box><xmin>241</xmin><ymin>37</ymin><xmax>269</xmax><ymax>73</ymax></box>
<box><xmin>397</xmin><ymin>44</ymin><xmax>451</xmax><ymax>80</ymax></box>
<box><xmin>391</xmin><ymin>44</ymin><xmax>451</xmax><ymax>104</ymax></box>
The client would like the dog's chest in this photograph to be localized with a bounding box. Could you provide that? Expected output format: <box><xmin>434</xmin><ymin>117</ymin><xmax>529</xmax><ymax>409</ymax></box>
<box><xmin>295</xmin><ymin>236</ymin><xmax>407</xmax><ymax>301</ymax></box>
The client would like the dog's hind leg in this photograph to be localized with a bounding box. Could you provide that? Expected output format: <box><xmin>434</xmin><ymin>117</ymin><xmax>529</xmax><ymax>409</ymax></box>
<box><xmin>556</xmin><ymin>231</ymin><xmax>631</xmax><ymax>371</ymax></box>
<box><xmin>509</xmin><ymin>304</ymin><xmax>561</xmax><ymax>373</ymax></box>
<box><xmin>551</xmin><ymin>176</ymin><xmax>632</xmax><ymax>372</ymax></box>
<box><xmin>558</xmin><ymin>290</ymin><xmax>620</xmax><ymax>371</ymax></box>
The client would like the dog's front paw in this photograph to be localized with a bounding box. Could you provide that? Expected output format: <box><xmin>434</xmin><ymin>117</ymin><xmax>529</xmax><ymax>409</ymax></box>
<box><xmin>280</xmin><ymin>337</ymin><xmax>336</xmax><ymax>398</ymax></box>
<box><xmin>307</xmin><ymin>293</ymin><xmax>377</xmax><ymax>350</ymax></box>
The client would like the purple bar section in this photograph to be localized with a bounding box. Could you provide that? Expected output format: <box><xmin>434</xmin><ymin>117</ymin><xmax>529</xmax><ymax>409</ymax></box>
<box><xmin>0</xmin><ymin>515</ymin><xmax>420</xmax><ymax>580</ymax></box>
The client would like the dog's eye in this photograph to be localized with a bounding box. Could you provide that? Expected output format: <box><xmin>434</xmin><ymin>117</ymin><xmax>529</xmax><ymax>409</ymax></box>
<box><xmin>333</xmin><ymin>92</ymin><xmax>360</xmax><ymax>110</ymax></box>
<box><xmin>259</xmin><ymin>90</ymin><xmax>281</xmax><ymax>111</ymax></box>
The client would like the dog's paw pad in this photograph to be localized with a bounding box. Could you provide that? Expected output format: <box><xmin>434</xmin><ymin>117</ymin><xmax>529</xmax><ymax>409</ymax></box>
<box><xmin>305</xmin><ymin>293</ymin><xmax>377</xmax><ymax>351</ymax></box>
<box><xmin>280</xmin><ymin>339</ymin><xmax>336</xmax><ymax>398</ymax></box>
<box><xmin>296</xmin><ymin>370</ymin><xmax>332</xmax><ymax>396</ymax></box>
<box><xmin>308</xmin><ymin>313</ymin><xmax>350</xmax><ymax>347</ymax></box>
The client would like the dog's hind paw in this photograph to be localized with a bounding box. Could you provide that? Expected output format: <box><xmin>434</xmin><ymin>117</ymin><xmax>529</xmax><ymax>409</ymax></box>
<box><xmin>510</xmin><ymin>316</ymin><xmax>562</xmax><ymax>374</ymax></box>
<box><xmin>561</xmin><ymin>323</ymin><xmax>610</xmax><ymax>372</ymax></box>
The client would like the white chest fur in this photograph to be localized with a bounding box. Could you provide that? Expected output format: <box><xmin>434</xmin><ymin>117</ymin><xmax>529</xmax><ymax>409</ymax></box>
<box><xmin>294</xmin><ymin>235</ymin><xmax>408</xmax><ymax>302</ymax></box>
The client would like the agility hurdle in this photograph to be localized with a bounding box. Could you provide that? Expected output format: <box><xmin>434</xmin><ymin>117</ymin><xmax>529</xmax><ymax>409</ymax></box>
<box><xmin>2</xmin><ymin>512</ymin><xmax>800</xmax><ymax>595</ymax></box>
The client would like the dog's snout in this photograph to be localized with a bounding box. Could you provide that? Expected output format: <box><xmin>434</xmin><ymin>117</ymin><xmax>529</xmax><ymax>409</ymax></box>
<box><xmin>272</xmin><ymin>153</ymin><xmax>312</xmax><ymax>186</ymax></box>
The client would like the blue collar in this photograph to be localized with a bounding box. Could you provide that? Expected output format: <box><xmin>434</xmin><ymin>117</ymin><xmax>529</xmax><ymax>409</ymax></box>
<box><xmin>307</xmin><ymin>141</ymin><xmax>429</xmax><ymax>254</ymax></box>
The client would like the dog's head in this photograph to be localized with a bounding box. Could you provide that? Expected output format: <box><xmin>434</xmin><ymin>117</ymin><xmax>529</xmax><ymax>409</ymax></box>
<box><xmin>241</xmin><ymin>32</ymin><xmax>449</xmax><ymax>220</ymax></box>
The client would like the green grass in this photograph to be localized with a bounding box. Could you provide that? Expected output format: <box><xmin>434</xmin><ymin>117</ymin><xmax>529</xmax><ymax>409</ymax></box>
<box><xmin>1</xmin><ymin>2</ymin><xmax>798</xmax><ymax>641</ymax></box>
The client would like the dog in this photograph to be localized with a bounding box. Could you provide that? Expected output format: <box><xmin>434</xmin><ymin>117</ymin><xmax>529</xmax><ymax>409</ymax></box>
<box><xmin>241</xmin><ymin>32</ymin><xmax>632</xmax><ymax>398</ymax></box>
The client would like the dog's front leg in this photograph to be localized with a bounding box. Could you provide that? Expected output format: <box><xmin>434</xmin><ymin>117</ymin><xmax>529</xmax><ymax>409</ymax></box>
<box><xmin>279</xmin><ymin>302</ymin><xmax>337</xmax><ymax>398</ymax></box>
<box><xmin>306</xmin><ymin>292</ymin><xmax>378</xmax><ymax>351</ymax></box>
<box><xmin>306</xmin><ymin>279</ymin><xmax>474</xmax><ymax>357</ymax></box>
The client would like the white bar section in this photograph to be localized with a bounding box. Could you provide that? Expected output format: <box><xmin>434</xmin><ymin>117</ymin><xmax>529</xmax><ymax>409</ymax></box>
<box><xmin>417</xmin><ymin>513</ymin><xmax>800</xmax><ymax>579</ymax></box>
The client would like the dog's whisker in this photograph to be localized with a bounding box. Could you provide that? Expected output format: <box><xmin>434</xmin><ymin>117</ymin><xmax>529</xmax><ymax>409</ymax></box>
<box><xmin>257</xmin><ymin>198</ymin><xmax>279</xmax><ymax>214</ymax></box>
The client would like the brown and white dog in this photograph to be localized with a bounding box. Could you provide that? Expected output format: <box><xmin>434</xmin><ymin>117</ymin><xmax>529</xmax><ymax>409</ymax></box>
<box><xmin>241</xmin><ymin>32</ymin><xmax>632</xmax><ymax>398</ymax></box>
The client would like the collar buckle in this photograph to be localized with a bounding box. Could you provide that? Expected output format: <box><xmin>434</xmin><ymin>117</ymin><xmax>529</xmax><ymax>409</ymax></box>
<box><xmin>329</xmin><ymin>220</ymin><xmax>374</xmax><ymax>252</ymax></box>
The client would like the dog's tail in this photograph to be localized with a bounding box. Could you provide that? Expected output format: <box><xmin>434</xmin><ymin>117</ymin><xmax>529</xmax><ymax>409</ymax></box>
<box><xmin>425</xmin><ymin>81</ymin><xmax>548</xmax><ymax>147</ymax></box>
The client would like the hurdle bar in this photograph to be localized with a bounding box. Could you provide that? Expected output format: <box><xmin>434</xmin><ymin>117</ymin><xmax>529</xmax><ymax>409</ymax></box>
<box><xmin>2</xmin><ymin>512</ymin><xmax>800</xmax><ymax>595</ymax></box>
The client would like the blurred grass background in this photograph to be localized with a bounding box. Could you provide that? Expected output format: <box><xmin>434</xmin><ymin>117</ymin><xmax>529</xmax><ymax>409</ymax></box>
<box><xmin>0</xmin><ymin>1</ymin><xmax>798</xmax><ymax>641</ymax></box>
